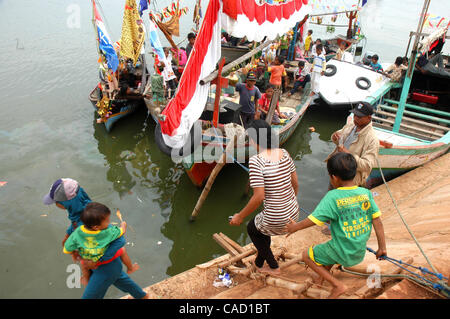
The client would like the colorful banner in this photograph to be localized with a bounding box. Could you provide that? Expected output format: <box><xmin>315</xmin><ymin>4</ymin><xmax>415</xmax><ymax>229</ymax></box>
<box><xmin>120</xmin><ymin>0</ymin><xmax>146</xmax><ymax>65</ymax></box>
<box><xmin>148</xmin><ymin>20</ymin><xmax>168</xmax><ymax>66</ymax></box>
<box><xmin>92</xmin><ymin>0</ymin><xmax>119</xmax><ymax>72</ymax></box>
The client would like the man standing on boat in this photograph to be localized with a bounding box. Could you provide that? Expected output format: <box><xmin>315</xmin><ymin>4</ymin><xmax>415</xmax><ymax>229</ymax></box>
<box><xmin>326</xmin><ymin>102</ymin><xmax>379</xmax><ymax>189</ymax></box>
<box><xmin>235</xmin><ymin>72</ymin><xmax>262</xmax><ymax>129</ymax></box>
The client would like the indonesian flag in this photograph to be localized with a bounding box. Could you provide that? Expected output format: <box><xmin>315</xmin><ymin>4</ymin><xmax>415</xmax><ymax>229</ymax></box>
<box><xmin>159</xmin><ymin>0</ymin><xmax>311</xmax><ymax>149</ymax></box>
<box><xmin>92</xmin><ymin>0</ymin><xmax>119</xmax><ymax>72</ymax></box>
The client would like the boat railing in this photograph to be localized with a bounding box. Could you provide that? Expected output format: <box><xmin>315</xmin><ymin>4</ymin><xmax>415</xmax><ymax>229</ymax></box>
<box><xmin>373</xmin><ymin>95</ymin><xmax>450</xmax><ymax>141</ymax></box>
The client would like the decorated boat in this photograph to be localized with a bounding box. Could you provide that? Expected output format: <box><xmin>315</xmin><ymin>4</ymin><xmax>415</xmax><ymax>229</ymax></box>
<box><xmin>88</xmin><ymin>0</ymin><xmax>148</xmax><ymax>132</ymax></box>
<box><xmin>363</xmin><ymin>14</ymin><xmax>450</xmax><ymax>187</ymax></box>
<box><xmin>148</xmin><ymin>0</ymin><xmax>312</xmax><ymax>186</ymax></box>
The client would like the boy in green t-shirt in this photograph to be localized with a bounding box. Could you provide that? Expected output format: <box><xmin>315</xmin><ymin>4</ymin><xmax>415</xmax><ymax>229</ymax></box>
<box><xmin>285</xmin><ymin>152</ymin><xmax>387</xmax><ymax>298</ymax></box>
<box><xmin>64</xmin><ymin>202</ymin><xmax>139</xmax><ymax>285</ymax></box>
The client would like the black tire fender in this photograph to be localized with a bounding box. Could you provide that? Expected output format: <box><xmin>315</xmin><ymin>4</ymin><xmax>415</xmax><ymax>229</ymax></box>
<box><xmin>355</xmin><ymin>77</ymin><xmax>371</xmax><ymax>90</ymax></box>
<box><xmin>154</xmin><ymin>121</ymin><xmax>202</xmax><ymax>159</ymax></box>
<box><xmin>324</xmin><ymin>64</ymin><xmax>337</xmax><ymax>77</ymax></box>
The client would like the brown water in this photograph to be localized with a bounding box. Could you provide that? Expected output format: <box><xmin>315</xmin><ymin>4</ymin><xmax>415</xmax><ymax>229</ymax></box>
<box><xmin>0</xmin><ymin>0</ymin><xmax>448</xmax><ymax>298</ymax></box>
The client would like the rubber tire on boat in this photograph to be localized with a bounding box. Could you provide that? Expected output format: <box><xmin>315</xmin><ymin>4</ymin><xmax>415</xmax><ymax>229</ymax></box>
<box><xmin>154</xmin><ymin>121</ymin><xmax>202</xmax><ymax>158</ymax></box>
<box><xmin>324</xmin><ymin>64</ymin><xmax>337</xmax><ymax>77</ymax></box>
<box><xmin>355</xmin><ymin>77</ymin><xmax>371</xmax><ymax>90</ymax></box>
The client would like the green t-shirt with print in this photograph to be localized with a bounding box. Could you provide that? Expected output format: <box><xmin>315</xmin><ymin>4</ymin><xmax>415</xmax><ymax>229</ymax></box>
<box><xmin>308</xmin><ymin>186</ymin><xmax>381</xmax><ymax>267</ymax></box>
<box><xmin>63</xmin><ymin>225</ymin><xmax>124</xmax><ymax>262</ymax></box>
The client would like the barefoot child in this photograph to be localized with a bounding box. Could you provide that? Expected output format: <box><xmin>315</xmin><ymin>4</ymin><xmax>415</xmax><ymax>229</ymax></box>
<box><xmin>284</xmin><ymin>152</ymin><xmax>387</xmax><ymax>298</ymax></box>
<box><xmin>63</xmin><ymin>202</ymin><xmax>139</xmax><ymax>285</ymax></box>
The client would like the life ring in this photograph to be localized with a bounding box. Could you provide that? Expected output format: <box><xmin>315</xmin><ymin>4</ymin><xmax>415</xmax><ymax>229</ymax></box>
<box><xmin>324</xmin><ymin>64</ymin><xmax>337</xmax><ymax>77</ymax></box>
<box><xmin>355</xmin><ymin>77</ymin><xmax>371</xmax><ymax>90</ymax></box>
<box><xmin>154</xmin><ymin>121</ymin><xmax>202</xmax><ymax>159</ymax></box>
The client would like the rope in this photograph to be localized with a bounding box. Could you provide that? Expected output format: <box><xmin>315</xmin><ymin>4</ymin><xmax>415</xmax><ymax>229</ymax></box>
<box><xmin>375</xmin><ymin>157</ymin><xmax>440</xmax><ymax>276</ymax></box>
<box><xmin>339</xmin><ymin>265</ymin><xmax>449</xmax><ymax>297</ymax></box>
<box><xmin>365</xmin><ymin>247</ymin><xmax>449</xmax><ymax>296</ymax></box>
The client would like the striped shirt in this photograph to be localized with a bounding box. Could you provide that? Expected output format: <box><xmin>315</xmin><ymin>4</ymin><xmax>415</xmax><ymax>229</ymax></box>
<box><xmin>312</xmin><ymin>53</ymin><xmax>326</xmax><ymax>73</ymax></box>
<box><xmin>249</xmin><ymin>149</ymin><xmax>299</xmax><ymax>236</ymax></box>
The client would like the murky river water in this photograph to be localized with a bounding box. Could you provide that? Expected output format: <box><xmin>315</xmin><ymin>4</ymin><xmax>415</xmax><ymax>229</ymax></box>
<box><xmin>0</xmin><ymin>0</ymin><xmax>448</xmax><ymax>298</ymax></box>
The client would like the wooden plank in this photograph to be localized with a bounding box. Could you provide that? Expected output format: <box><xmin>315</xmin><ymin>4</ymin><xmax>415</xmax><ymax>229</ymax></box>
<box><xmin>372</xmin><ymin>116</ymin><xmax>444</xmax><ymax>138</ymax></box>
<box><xmin>373</xmin><ymin>122</ymin><xmax>435</xmax><ymax>141</ymax></box>
<box><xmin>219</xmin><ymin>233</ymin><xmax>244</xmax><ymax>253</ymax></box>
<box><xmin>376</xmin><ymin>110</ymin><xmax>450</xmax><ymax>132</ymax></box>
<box><xmin>217</xmin><ymin>249</ymin><xmax>257</xmax><ymax>269</ymax></box>
<box><xmin>213</xmin><ymin>233</ymin><xmax>240</xmax><ymax>256</ymax></box>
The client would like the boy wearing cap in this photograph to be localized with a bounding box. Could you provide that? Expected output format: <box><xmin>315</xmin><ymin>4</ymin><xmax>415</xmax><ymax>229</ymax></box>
<box><xmin>235</xmin><ymin>73</ymin><xmax>262</xmax><ymax>128</ymax></box>
<box><xmin>326</xmin><ymin>102</ymin><xmax>379</xmax><ymax>188</ymax></box>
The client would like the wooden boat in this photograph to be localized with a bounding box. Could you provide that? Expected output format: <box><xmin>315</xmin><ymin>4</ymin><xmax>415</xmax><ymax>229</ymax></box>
<box><xmin>362</xmin><ymin>23</ymin><xmax>450</xmax><ymax>187</ymax></box>
<box><xmin>221</xmin><ymin>44</ymin><xmax>251</xmax><ymax>64</ymax></box>
<box><xmin>180</xmin><ymin>89</ymin><xmax>312</xmax><ymax>187</ymax></box>
<box><xmin>88</xmin><ymin>0</ymin><xmax>148</xmax><ymax>133</ymax></box>
<box><xmin>318</xmin><ymin>59</ymin><xmax>393</xmax><ymax>110</ymax></box>
<box><xmin>89</xmin><ymin>86</ymin><xmax>144</xmax><ymax>132</ymax></box>
<box><xmin>303</xmin><ymin>35</ymin><xmax>357</xmax><ymax>63</ymax></box>
<box><xmin>148</xmin><ymin>78</ymin><xmax>313</xmax><ymax>187</ymax></box>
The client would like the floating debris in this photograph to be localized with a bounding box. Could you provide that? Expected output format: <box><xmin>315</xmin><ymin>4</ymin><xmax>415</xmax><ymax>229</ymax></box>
<box><xmin>0</xmin><ymin>181</ymin><xmax>7</xmax><ymax>187</ymax></box>
<box><xmin>40</xmin><ymin>214</ymin><xmax>48</xmax><ymax>217</ymax></box>
<box><xmin>157</xmin><ymin>241</ymin><xmax>162</xmax><ymax>245</ymax></box>
<box><xmin>309</xmin><ymin>127</ymin><xmax>315</xmax><ymax>132</ymax></box>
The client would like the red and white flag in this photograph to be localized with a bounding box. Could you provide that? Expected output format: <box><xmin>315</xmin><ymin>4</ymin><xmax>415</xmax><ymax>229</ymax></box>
<box><xmin>159</xmin><ymin>0</ymin><xmax>311</xmax><ymax>149</ymax></box>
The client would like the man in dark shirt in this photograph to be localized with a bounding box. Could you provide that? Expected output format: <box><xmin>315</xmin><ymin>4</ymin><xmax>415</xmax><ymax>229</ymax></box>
<box><xmin>186</xmin><ymin>33</ymin><xmax>196</xmax><ymax>59</ymax></box>
<box><xmin>235</xmin><ymin>73</ymin><xmax>262</xmax><ymax>128</ymax></box>
<box><xmin>416</xmin><ymin>53</ymin><xmax>450</xmax><ymax>79</ymax></box>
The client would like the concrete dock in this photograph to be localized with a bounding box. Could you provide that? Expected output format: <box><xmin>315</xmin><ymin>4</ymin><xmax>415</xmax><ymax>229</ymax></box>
<box><xmin>124</xmin><ymin>153</ymin><xmax>450</xmax><ymax>299</ymax></box>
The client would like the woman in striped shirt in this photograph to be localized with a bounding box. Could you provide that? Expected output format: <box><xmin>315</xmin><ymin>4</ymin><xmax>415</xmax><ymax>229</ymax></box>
<box><xmin>230</xmin><ymin>120</ymin><xmax>299</xmax><ymax>275</ymax></box>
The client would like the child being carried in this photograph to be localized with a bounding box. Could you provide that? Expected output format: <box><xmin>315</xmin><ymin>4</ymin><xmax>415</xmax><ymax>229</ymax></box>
<box><xmin>63</xmin><ymin>202</ymin><xmax>139</xmax><ymax>285</ymax></box>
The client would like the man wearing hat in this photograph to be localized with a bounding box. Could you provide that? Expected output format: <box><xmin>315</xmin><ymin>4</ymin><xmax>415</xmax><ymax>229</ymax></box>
<box><xmin>235</xmin><ymin>72</ymin><xmax>262</xmax><ymax>128</ymax></box>
<box><xmin>326</xmin><ymin>102</ymin><xmax>379</xmax><ymax>188</ymax></box>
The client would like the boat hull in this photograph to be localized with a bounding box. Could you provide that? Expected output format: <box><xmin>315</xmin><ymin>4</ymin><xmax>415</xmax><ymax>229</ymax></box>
<box><xmin>367</xmin><ymin>129</ymin><xmax>450</xmax><ymax>187</ymax></box>
<box><xmin>182</xmin><ymin>98</ymin><xmax>312</xmax><ymax>187</ymax></box>
<box><xmin>89</xmin><ymin>87</ymin><xmax>143</xmax><ymax>132</ymax></box>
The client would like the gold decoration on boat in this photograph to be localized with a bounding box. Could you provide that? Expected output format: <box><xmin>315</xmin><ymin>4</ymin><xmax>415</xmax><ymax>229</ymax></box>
<box><xmin>120</xmin><ymin>0</ymin><xmax>145</xmax><ymax>66</ymax></box>
<box><xmin>96</xmin><ymin>94</ymin><xmax>112</xmax><ymax>121</ymax></box>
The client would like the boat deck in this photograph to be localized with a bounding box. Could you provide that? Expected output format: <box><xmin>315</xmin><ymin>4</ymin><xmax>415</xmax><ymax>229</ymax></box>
<box><xmin>122</xmin><ymin>153</ymin><xmax>450</xmax><ymax>299</ymax></box>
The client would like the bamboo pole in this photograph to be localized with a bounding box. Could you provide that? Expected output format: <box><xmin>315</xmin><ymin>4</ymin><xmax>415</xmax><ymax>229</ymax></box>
<box><xmin>217</xmin><ymin>249</ymin><xmax>257</xmax><ymax>269</ymax></box>
<box><xmin>305</xmin><ymin>287</ymin><xmax>330</xmax><ymax>299</ymax></box>
<box><xmin>265</xmin><ymin>88</ymin><xmax>281</xmax><ymax>124</ymax></box>
<box><xmin>190</xmin><ymin>135</ymin><xmax>237</xmax><ymax>221</ymax></box>
<box><xmin>263</xmin><ymin>276</ymin><xmax>313</xmax><ymax>294</ymax></box>
<box><xmin>200</xmin><ymin>40</ymin><xmax>273</xmax><ymax>85</ymax></box>
<box><xmin>212</xmin><ymin>233</ymin><xmax>240</xmax><ymax>256</ymax></box>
